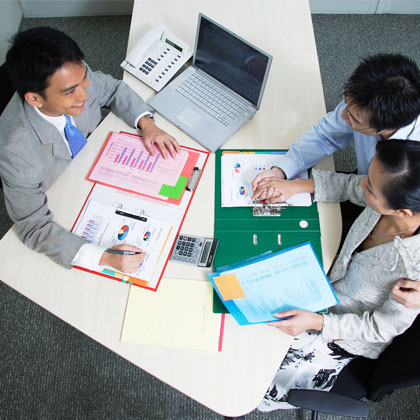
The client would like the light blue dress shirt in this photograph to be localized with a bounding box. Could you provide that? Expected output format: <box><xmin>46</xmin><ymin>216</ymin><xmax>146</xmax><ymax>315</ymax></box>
<box><xmin>276</xmin><ymin>100</ymin><xmax>420</xmax><ymax>178</ymax></box>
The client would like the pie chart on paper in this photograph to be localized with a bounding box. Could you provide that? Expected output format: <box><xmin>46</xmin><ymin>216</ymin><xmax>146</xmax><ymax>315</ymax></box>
<box><xmin>118</xmin><ymin>225</ymin><xmax>129</xmax><ymax>240</ymax></box>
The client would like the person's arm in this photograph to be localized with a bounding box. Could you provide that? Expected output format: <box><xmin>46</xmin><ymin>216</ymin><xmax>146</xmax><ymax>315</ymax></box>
<box><xmin>1</xmin><ymin>151</ymin><xmax>86</xmax><ymax>268</ymax></box>
<box><xmin>137</xmin><ymin>115</ymin><xmax>179</xmax><ymax>159</ymax></box>
<box><xmin>321</xmin><ymin>295</ymin><xmax>420</xmax><ymax>346</ymax></box>
<box><xmin>270</xmin><ymin>294</ymin><xmax>420</xmax><ymax>342</ymax></box>
<box><xmin>252</xmin><ymin>177</ymin><xmax>314</xmax><ymax>202</ymax></box>
<box><xmin>312</xmin><ymin>169</ymin><xmax>366</xmax><ymax>206</ymax></box>
<box><xmin>267</xmin><ymin>279</ymin><xmax>420</xmax><ymax>339</ymax></box>
<box><xmin>391</xmin><ymin>279</ymin><xmax>420</xmax><ymax>308</ymax></box>
<box><xmin>87</xmin><ymin>67</ymin><xmax>179</xmax><ymax>158</ymax></box>
<box><xmin>72</xmin><ymin>243</ymin><xmax>146</xmax><ymax>273</ymax></box>
<box><xmin>252</xmin><ymin>101</ymin><xmax>354</xmax><ymax>184</ymax></box>
<box><xmin>252</xmin><ymin>168</ymin><xmax>366</xmax><ymax>205</ymax></box>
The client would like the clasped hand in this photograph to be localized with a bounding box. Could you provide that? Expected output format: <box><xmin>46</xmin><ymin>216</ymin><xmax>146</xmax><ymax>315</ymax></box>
<box><xmin>251</xmin><ymin>168</ymin><xmax>314</xmax><ymax>203</ymax></box>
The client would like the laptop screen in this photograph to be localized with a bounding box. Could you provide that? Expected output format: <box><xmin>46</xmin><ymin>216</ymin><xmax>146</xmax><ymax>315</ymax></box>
<box><xmin>193</xmin><ymin>14</ymin><xmax>272</xmax><ymax>108</ymax></box>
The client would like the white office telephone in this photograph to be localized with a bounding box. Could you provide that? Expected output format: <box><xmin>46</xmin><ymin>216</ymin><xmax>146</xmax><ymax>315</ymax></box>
<box><xmin>121</xmin><ymin>25</ymin><xmax>192</xmax><ymax>92</ymax></box>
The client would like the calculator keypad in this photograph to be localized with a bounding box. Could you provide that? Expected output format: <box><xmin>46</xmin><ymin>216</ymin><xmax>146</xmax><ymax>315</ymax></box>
<box><xmin>171</xmin><ymin>234</ymin><xmax>203</xmax><ymax>265</ymax></box>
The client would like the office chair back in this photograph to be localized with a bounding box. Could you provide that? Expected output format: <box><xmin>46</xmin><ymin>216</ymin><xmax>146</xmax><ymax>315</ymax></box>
<box><xmin>287</xmin><ymin>313</ymin><xmax>420</xmax><ymax>418</ymax></box>
<box><xmin>0</xmin><ymin>63</ymin><xmax>15</xmax><ymax>115</ymax></box>
<box><xmin>367</xmin><ymin>313</ymin><xmax>420</xmax><ymax>401</ymax></box>
<box><xmin>0</xmin><ymin>62</ymin><xmax>16</xmax><ymax>190</ymax></box>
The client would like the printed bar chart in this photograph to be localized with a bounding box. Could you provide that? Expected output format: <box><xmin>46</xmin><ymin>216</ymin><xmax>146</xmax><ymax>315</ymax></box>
<box><xmin>114</xmin><ymin>145</ymin><xmax>160</xmax><ymax>173</ymax></box>
<box><xmin>79</xmin><ymin>215</ymin><xmax>103</xmax><ymax>241</ymax></box>
<box><xmin>88</xmin><ymin>132</ymin><xmax>190</xmax><ymax>201</ymax></box>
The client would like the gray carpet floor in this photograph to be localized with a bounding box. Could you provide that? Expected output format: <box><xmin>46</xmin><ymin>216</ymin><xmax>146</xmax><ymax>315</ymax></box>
<box><xmin>1</xmin><ymin>13</ymin><xmax>420</xmax><ymax>420</ymax></box>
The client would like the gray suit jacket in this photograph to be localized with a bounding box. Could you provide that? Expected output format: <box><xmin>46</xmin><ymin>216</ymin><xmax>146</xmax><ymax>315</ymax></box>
<box><xmin>0</xmin><ymin>65</ymin><xmax>152</xmax><ymax>268</ymax></box>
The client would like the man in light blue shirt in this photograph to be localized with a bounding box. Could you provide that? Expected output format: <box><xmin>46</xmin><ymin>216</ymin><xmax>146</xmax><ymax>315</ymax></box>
<box><xmin>252</xmin><ymin>54</ymin><xmax>420</xmax><ymax>199</ymax></box>
<box><xmin>251</xmin><ymin>53</ymin><xmax>420</xmax><ymax>309</ymax></box>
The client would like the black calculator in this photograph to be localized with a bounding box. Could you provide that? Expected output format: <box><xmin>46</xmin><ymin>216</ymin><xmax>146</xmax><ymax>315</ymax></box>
<box><xmin>170</xmin><ymin>234</ymin><xmax>218</xmax><ymax>267</ymax></box>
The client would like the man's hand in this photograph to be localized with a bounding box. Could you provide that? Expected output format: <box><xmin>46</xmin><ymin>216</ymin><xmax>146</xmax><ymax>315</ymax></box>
<box><xmin>138</xmin><ymin>116</ymin><xmax>180</xmax><ymax>159</ymax></box>
<box><xmin>251</xmin><ymin>178</ymin><xmax>314</xmax><ymax>203</ymax></box>
<box><xmin>99</xmin><ymin>244</ymin><xmax>146</xmax><ymax>273</ymax></box>
<box><xmin>251</xmin><ymin>166</ymin><xmax>286</xmax><ymax>191</ymax></box>
<box><xmin>391</xmin><ymin>279</ymin><xmax>420</xmax><ymax>309</ymax></box>
<box><xmin>268</xmin><ymin>309</ymin><xmax>324</xmax><ymax>336</ymax></box>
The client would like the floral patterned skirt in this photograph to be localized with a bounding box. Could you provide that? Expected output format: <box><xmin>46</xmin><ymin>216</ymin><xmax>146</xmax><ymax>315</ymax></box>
<box><xmin>258</xmin><ymin>330</ymin><xmax>355</xmax><ymax>412</ymax></box>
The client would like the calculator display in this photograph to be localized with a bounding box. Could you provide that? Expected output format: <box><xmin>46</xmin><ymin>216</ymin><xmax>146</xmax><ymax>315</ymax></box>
<box><xmin>200</xmin><ymin>241</ymin><xmax>212</xmax><ymax>265</ymax></box>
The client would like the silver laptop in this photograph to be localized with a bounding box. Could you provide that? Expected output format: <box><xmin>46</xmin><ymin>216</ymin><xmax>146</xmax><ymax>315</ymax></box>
<box><xmin>148</xmin><ymin>14</ymin><xmax>272</xmax><ymax>152</ymax></box>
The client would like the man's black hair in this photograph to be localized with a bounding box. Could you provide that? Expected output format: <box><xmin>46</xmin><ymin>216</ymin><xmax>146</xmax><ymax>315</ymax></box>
<box><xmin>6</xmin><ymin>26</ymin><xmax>84</xmax><ymax>99</ymax></box>
<box><xmin>376</xmin><ymin>139</ymin><xmax>420</xmax><ymax>212</ymax></box>
<box><xmin>344</xmin><ymin>54</ymin><xmax>420</xmax><ymax>131</ymax></box>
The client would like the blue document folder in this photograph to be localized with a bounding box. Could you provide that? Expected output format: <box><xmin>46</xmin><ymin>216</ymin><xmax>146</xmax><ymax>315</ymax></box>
<box><xmin>209</xmin><ymin>242</ymin><xmax>338</xmax><ymax>326</ymax></box>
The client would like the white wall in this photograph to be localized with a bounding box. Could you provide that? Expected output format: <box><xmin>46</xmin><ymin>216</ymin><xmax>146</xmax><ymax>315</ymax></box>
<box><xmin>13</xmin><ymin>0</ymin><xmax>420</xmax><ymax>18</ymax></box>
<box><xmin>310</xmin><ymin>0</ymin><xmax>379</xmax><ymax>14</ymax></box>
<box><xmin>310</xmin><ymin>0</ymin><xmax>420</xmax><ymax>13</ymax></box>
<box><xmin>18</xmin><ymin>0</ymin><xmax>134</xmax><ymax>17</ymax></box>
<box><xmin>1</xmin><ymin>0</ymin><xmax>418</xmax><ymax>64</ymax></box>
<box><xmin>0</xmin><ymin>0</ymin><xmax>23</xmax><ymax>63</ymax></box>
<box><xmin>377</xmin><ymin>0</ymin><xmax>420</xmax><ymax>13</ymax></box>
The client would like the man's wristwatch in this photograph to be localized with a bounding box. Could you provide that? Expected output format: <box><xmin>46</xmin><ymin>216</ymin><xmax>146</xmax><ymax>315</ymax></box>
<box><xmin>139</xmin><ymin>113</ymin><xmax>155</xmax><ymax>129</ymax></box>
<box><xmin>141</xmin><ymin>112</ymin><xmax>154</xmax><ymax>121</ymax></box>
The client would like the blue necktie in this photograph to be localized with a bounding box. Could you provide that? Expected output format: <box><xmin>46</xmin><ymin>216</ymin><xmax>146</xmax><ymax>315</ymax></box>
<box><xmin>64</xmin><ymin>115</ymin><xmax>87</xmax><ymax>158</ymax></box>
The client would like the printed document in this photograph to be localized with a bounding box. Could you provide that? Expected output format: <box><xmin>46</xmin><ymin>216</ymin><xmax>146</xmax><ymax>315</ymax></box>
<box><xmin>209</xmin><ymin>242</ymin><xmax>338</xmax><ymax>326</ymax></box>
<box><xmin>221</xmin><ymin>151</ymin><xmax>312</xmax><ymax>207</ymax></box>
<box><xmin>87</xmin><ymin>132</ymin><xmax>198</xmax><ymax>204</ymax></box>
<box><xmin>73</xmin><ymin>199</ymin><xmax>172</xmax><ymax>283</ymax></box>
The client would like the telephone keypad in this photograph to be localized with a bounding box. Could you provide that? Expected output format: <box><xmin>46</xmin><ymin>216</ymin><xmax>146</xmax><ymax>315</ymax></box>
<box><xmin>135</xmin><ymin>40</ymin><xmax>189</xmax><ymax>91</ymax></box>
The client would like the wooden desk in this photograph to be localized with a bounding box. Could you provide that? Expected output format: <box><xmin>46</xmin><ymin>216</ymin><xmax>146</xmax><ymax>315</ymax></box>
<box><xmin>0</xmin><ymin>0</ymin><xmax>341</xmax><ymax>417</ymax></box>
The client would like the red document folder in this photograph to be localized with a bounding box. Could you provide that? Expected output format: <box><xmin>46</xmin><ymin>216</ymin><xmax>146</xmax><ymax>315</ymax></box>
<box><xmin>71</xmin><ymin>131</ymin><xmax>209</xmax><ymax>291</ymax></box>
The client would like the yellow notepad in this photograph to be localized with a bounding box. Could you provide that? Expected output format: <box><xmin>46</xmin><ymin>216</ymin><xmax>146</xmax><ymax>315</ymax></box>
<box><xmin>121</xmin><ymin>278</ymin><xmax>225</xmax><ymax>351</ymax></box>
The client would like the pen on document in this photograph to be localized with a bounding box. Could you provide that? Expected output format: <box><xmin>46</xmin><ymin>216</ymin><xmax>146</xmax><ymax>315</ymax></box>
<box><xmin>105</xmin><ymin>249</ymin><xmax>143</xmax><ymax>255</ymax></box>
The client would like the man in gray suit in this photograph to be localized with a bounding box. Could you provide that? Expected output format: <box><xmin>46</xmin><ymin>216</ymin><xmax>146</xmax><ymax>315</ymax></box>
<box><xmin>0</xmin><ymin>27</ymin><xmax>179</xmax><ymax>273</ymax></box>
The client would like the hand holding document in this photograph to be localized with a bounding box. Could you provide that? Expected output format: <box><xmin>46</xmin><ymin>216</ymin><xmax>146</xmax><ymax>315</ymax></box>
<box><xmin>209</xmin><ymin>242</ymin><xmax>338</xmax><ymax>326</ymax></box>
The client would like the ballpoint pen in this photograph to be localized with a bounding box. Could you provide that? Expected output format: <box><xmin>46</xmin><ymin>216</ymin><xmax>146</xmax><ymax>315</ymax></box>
<box><xmin>105</xmin><ymin>249</ymin><xmax>143</xmax><ymax>255</ymax></box>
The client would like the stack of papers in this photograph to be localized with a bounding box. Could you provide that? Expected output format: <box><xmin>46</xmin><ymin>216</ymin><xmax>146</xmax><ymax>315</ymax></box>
<box><xmin>209</xmin><ymin>242</ymin><xmax>338</xmax><ymax>326</ymax></box>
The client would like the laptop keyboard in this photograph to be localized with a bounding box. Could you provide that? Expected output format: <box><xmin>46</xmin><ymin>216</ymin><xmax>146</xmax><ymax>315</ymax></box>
<box><xmin>175</xmin><ymin>72</ymin><xmax>246</xmax><ymax>126</ymax></box>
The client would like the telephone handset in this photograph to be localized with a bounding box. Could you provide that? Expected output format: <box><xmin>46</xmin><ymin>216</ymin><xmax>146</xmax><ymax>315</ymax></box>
<box><xmin>121</xmin><ymin>25</ymin><xmax>192</xmax><ymax>92</ymax></box>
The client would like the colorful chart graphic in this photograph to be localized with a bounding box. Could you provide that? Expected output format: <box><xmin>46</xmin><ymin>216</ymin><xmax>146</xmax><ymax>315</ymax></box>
<box><xmin>87</xmin><ymin>132</ymin><xmax>195</xmax><ymax>204</ymax></box>
<box><xmin>118</xmin><ymin>225</ymin><xmax>129</xmax><ymax>240</ymax></box>
<box><xmin>80</xmin><ymin>216</ymin><xmax>103</xmax><ymax>242</ymax></box>
<box><xmin>114</xmin><ymin>145</ymin><xmax>160</xmax><ymax>173</ymax></box>
<box><xmin>234</xmin><ymin>163</ymin><xmax>241</xmax><ymax>173</ymax></box>
<box><xmin>239</xmin><ymin>186</ymin><xmax>246</xmax><ymax>195</ymax></box>
<box><xmin>143</xmin><ymin>231</ymin><xmax>151</xmax><ymax>241</ymax></box>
